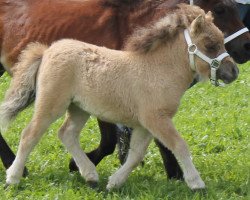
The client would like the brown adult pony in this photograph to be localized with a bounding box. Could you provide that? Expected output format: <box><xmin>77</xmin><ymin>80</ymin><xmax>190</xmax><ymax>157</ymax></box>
<box><xmin>0</xmin><ymin>5</ymin><xmax>238</xmax><ymax>189</ymax></box>
<box><xmin>0</xmin><ymin>0</ymin><xmax>249</xmax><ymax>179</ymax></box>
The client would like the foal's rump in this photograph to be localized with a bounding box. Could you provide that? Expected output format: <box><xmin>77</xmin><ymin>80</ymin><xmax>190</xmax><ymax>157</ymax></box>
<box><xmin>0</xmin><ymin>39</ymin><xmax>134</xmax><ymax>130</ymax></box>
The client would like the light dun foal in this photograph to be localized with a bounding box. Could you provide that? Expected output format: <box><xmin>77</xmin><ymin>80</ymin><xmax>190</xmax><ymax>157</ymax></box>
<box><xmin>0</xmin><ymin>5</ymin><xmax>238</xmax><ymax>190</ymax></box>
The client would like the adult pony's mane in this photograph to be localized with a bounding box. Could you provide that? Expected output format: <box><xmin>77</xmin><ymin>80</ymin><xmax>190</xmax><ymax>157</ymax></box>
<box><xmin>125</xmin><ymin>4</ymin><xmax>205</xmax><ymax>53</ymax></box>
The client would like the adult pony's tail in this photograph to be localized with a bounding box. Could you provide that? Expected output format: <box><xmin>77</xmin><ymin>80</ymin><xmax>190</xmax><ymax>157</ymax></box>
<box><xmin>0</xmin><ymin>43</ymin><xmax>48</xmax><ymax>131</ymax></box>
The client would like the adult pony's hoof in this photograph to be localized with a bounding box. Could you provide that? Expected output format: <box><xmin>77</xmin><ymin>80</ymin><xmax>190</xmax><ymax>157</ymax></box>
<box><xmin>69</xmin><ymin>158</ymin><xmax>79</xmax><ymax>172</ymax></box>
<box><xmin>23</xmin><ymin>167</ymin><xmax>29</xmax><ymax>177</ymax></box>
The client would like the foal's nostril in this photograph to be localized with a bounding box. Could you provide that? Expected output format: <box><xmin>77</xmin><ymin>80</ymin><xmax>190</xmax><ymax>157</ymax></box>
<box><xmin>244</xmin><ymin>42</ymin><xmax>250</xmax><ymax>51</ymax></box>
<box><xmin>232</xmin><ymin>66</ymin><xmax>238</xmax><ymax>77</ymax></box>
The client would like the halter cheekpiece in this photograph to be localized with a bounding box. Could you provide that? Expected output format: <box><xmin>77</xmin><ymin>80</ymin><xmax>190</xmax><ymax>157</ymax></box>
<box><xmin>184</xmin><ymin>29</ymin><xmax>229</xmax><ymax>87</ymax></box>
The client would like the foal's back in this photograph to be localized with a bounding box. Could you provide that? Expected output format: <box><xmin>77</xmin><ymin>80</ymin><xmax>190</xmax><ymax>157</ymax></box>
<box><xmin>40</xmin><ymin>39</ymin><xmax>140</xmax><ymax>125</ymax></box>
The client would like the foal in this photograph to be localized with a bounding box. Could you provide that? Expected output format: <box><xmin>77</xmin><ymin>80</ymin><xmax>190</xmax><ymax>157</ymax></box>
<box><xmin>0</xmin><ymin>5</ymin><xmax>238</xmax><ymax>190</ymax></box>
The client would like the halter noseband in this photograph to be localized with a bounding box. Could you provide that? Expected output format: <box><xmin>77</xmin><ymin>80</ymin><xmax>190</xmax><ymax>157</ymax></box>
<box><xmin>184</xmin><ymin>29</ymin><xmax>229</xmax><ymax>87</ymax></box>
<box><xmin>189</xmin><ymin>0</ymin><xmax>249</xmax><ymax>44</ymax></box>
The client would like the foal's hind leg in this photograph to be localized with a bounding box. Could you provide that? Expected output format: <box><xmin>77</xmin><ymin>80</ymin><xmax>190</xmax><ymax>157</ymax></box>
<box><xmin>107</xmin><ymin>127</ymin><xmax>152</xmax><ymax>190</ymax></box>
<box><xmin>69</xmin><ymin>120</ymin><xmax>117</xmax><ymax>171</ymax></box>
<box><xmin>6</xmin><ymin>112</ymin><xmax>66</xmax><ymax>184</ymax></box>
<box><xmin>6</xmin><ymin>93</ymin><xmax>70</xmax><ymax>184</ymax></box>
<box><xmin>58</xmin><ymin>104</ymin><xmax>98</xmax><ymax>186</ymax></box>
<box><xmin>142</xmin><ymin>116</ymin><xmax>205</xmax><ymax>190</ymax></box>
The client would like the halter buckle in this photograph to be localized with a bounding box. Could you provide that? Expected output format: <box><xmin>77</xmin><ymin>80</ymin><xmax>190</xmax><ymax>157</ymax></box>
<box><xmin>211</xmin><ymin>59</ymin><xmax>220</xmax><ymax>69</ymax></box>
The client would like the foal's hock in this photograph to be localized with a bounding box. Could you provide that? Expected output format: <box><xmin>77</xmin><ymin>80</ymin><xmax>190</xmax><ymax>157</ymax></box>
<box><xmin>0</xmin><ymin>4</ymin><xmax>238</xmax><ymax>190</ymax></box>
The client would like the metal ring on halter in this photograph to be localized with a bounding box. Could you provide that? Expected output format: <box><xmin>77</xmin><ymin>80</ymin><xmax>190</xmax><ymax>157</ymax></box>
<box><xmin>211</xmin><ymin>59</ymin><xmax>220</xmax><ymax>69</ymax></box>
<box><xmin>188</xmin><ymin>44</ymin><xmax>197</xmax><ymax>54</ymax></box>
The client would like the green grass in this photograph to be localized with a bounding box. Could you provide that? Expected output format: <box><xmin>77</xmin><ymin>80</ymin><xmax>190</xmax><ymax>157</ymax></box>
<box><xmin>0</xmin><ymin>62</ymin><xmax>249</xmax><ymax>199</ymax></box>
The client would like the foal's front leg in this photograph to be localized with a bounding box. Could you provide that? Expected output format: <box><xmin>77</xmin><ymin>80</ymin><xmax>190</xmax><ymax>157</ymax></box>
<box><xmin>107</xmin><ymin>127</ymin><xmax>152</xmax><ymax>190</ymax></box>
<box><xmin>142</xmin><ymin>115</ymin><xmax>205</xmax><ymax>190</ymax></box>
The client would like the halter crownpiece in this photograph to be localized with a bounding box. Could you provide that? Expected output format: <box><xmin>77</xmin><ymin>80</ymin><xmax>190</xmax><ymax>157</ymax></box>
<box><xmin>190</xmin><ymin>0</ymin><xmax>194</xmax><ymax>5</ymax></box>
<box><xmin>184</xmin><ymin>29</ymin><xmax>229</xmax><ymax>87</ymax></box>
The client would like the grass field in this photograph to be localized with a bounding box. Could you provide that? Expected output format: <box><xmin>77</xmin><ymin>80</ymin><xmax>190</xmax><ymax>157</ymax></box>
<box><xmin>0</xmin><ymin>62</ymin><xmax>249</xmax><ymax>200</ymax></box>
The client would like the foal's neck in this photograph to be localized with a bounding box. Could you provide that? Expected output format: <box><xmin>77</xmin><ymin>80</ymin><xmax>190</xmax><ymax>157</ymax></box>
<box><xmin>139</xmin><ymin>32</ymin><xmax>195</xmax><ymax>90</ymax></box>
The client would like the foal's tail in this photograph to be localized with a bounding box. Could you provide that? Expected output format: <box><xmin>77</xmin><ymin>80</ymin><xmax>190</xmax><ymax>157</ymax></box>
<box><xmin>0</xmin><ymin>43</ymin><xmax>48</xmax><ymax>131</ymax></box>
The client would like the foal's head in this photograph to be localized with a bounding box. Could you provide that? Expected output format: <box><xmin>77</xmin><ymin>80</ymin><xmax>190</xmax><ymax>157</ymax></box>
<box><xmin>125</xmin><ymin>4</ymin><xmax>238</xmax><ymax>85</ymax></box>
<box><xmin>189</xmin><ymin>12</ymin><xmax>238</xmax><ymax>84</ymax></box>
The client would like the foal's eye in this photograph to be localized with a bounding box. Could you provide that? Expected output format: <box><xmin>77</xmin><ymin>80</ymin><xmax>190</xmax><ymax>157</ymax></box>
<box><xmin>205</xmin><ymin>44</ymin><xmax>219</xmax><ymax>52</ymax></box>
<box><xmin>213</xmin><ymin>6</ymin><xmax>226</xmax><ymax>15</ymax></box>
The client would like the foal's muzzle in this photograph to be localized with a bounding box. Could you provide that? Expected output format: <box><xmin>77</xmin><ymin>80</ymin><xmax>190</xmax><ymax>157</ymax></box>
<box><xmin>217</xmin><ymin>60</ymin><xmax>239</xmax><ymax>84</ymax></box>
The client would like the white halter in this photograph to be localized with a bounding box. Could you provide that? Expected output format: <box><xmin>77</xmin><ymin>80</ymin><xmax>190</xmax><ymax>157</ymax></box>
<box><xmin>224</xmin><ymin>27</ymin><xmax>249</xmax><ymax>44</ymax></box>
<box><xmin>189</xmin><ymin>0</ymin><xmax>249</xmax><ymax>44</ymax></box>
<box><xmin>184</xmin><ymin>29</ymin><xmax>229</xmax><ymax>87</ymax></box>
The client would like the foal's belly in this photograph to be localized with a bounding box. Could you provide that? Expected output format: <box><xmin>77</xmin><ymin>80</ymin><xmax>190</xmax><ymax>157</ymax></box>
<box><xmin>74</xmin><ymin>95</ymin><xmax>139</xmax><ymax>128</ymax></box>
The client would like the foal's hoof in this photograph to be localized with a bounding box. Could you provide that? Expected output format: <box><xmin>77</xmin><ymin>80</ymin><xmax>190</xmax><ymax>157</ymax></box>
<box><xmin>186</xmin><ymin>176</ymin><xmax>205</xmax><ymax>190</ymax></box>
<box><xmin>192</xmin><ymin>187</ymin><xmax>207</xmax><ymax>194</ymax></box>
<box><xmin>86</xmin><ymin>181</ymin><xmax>98</xmax><ymax>189</ymax></box>
<box><xmin>4</xmin><ymin>183</ymin><xmax>10</xmax><ymax>189</ymax></box>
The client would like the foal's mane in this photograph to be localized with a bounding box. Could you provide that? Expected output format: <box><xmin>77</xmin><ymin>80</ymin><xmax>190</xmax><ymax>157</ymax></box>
<box><xmin>124</xmin><ymin>4</ymin><xmax>205</xmax><ymax>53</ymax></box>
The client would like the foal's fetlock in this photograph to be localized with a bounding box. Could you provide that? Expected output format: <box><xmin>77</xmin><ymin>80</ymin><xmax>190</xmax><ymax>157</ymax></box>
<box><xmin>185</xmin><ymin>174</ymin><xmax>205</xmax><ymax>190</ymax></box>
<box><xmin>86</xmin><ymin>180</ymin><xmax>98</xmax><ymax>189</ymax></box>
<box><xmin>85</xmin><ymin>171</ymin><xmax>99</xmax><ymax>185</ymax></box>
<box><xmin>106</xmin><ymin>173</ymin><xmax>127</xmax><ymax>191</ymax></box>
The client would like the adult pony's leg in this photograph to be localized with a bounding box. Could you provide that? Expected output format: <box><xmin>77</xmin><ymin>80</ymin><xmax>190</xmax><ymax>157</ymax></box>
<box><xmin>142</xmin><ymin>116</ymin><xmax>205</xmax><ymax>190</ymax></box>
<box><xmin>154</xmin><ymin>139</ymin><xmax>183</xmax><ymax>180</ymax></box>
<box><xmin>107</xmin><ymin>127</ymin><xmax>152</xmax><ymax>190</ymax></box>
<box><xmin>0</xmin><ymin>63</ymin><xmax>5</xmax><ymax>76</ymax></box>
<box><xmin>117</xmin><ymin>126</ymin><xmax>132</xmax><ymax>164</ymax></box>
<box><xmin>0</xmin><ymin>134</ymin><xmax>28</xmax><ymax>176</ymax></box>
<box><xmin>59</xmin><ymin>104</ymin><xmax>98</xmax><ymax>186</ymax></box>
<box><xmin>69</xmin><ymin>120</ymin><xmax>117</xmax><ymax>171</ymax></box>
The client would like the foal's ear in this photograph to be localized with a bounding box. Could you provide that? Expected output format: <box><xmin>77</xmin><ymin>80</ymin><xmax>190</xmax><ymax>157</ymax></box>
<box><xmin>205</xmin><ymin>11</ymin><xmax>214</xmax><ymax>22</ymax></box>
<box><xmin>190</xmin><ymin>14</ymin><xmax>205</xmax><ymax>35</ymax></box>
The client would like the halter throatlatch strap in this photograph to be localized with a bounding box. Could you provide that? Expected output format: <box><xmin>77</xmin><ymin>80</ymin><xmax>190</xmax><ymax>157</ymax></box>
<box><xmin>184</xmin><ymin>29</ymin><xmax>229</xmax><ymax>87</ymax></box>
<box><xmin>224</xmin><ymin>27</ymin><xmax>249</xmax><ymax>44</ymax></box>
